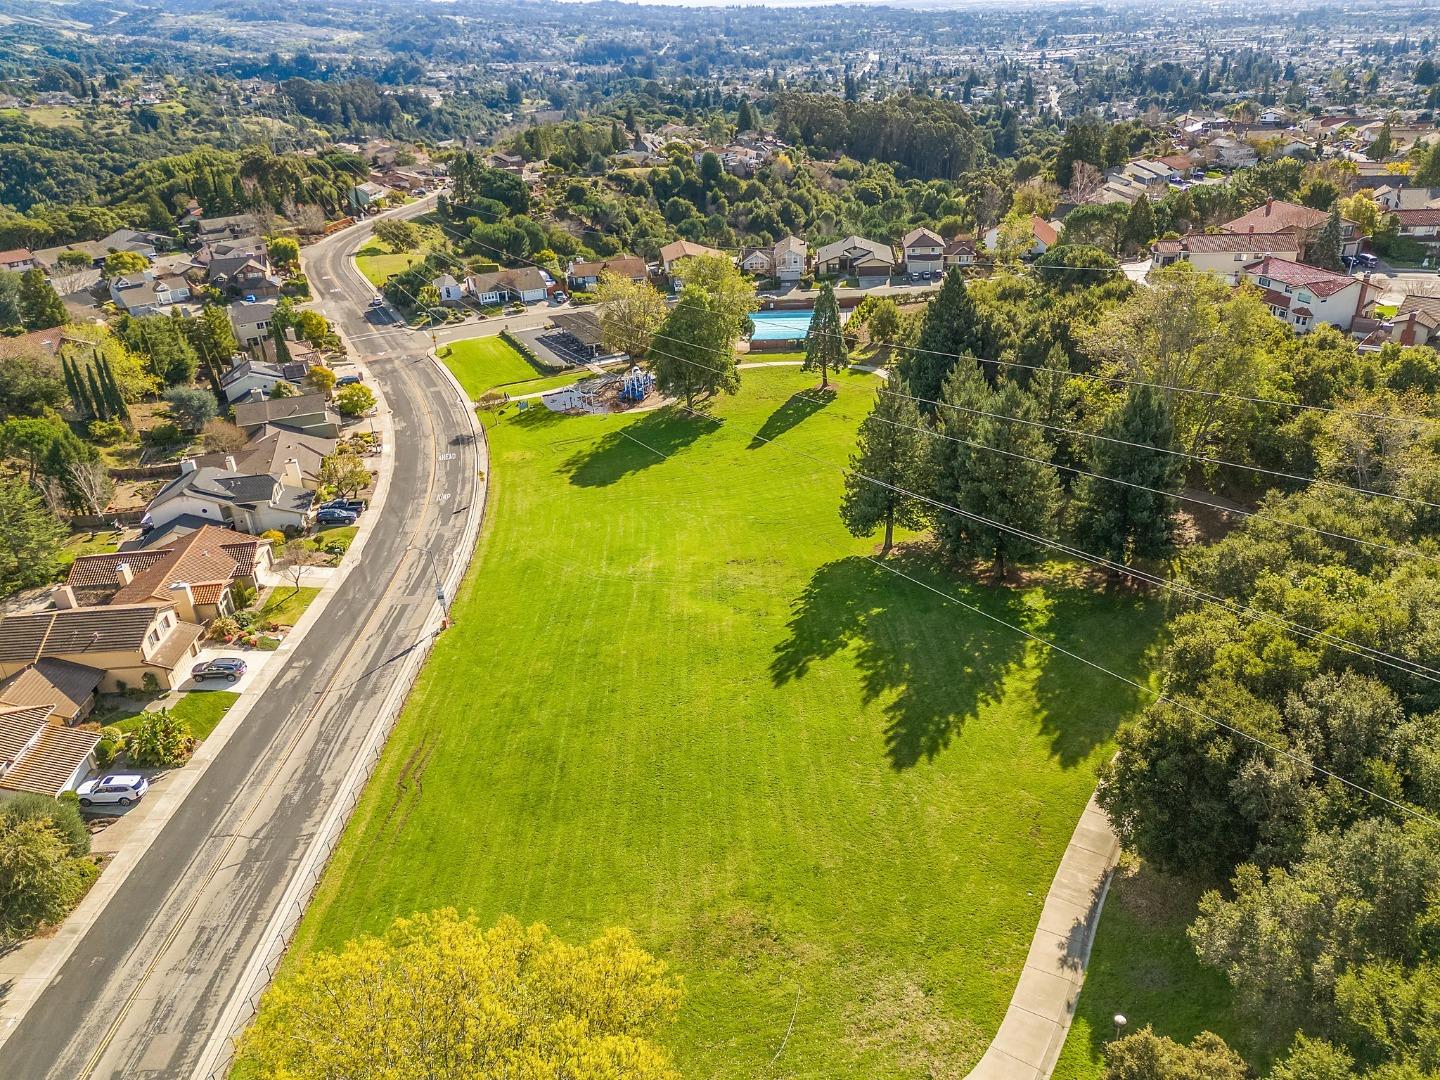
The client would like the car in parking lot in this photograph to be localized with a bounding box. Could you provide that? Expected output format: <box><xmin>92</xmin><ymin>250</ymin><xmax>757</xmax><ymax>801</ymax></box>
<box><xmin>191</xmin><ymin>657</ymin><xmax>247</xmax><ymax>682</ymax></box>
<box><xmin>316</xmin><ymin>507</ymin><xmax>358</xmax><ymax>526</ymax></box>
<box><xmin>76</xmin><ymin>774</ymin><xmax>149</xmax><ymax>808</ymax></box>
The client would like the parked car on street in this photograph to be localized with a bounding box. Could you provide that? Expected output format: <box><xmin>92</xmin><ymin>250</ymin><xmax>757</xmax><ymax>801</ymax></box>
<box><xmin>76</xmin><ymin>774</ymin><xmax>149</xmax><ymax>807</ymax></box>
<box><xmin>320</xmin><ymin>498</ymin><xmax>367</xmax><ymax>516</ymax></box>
<box><xmin>191</xmin><ymin>657</ymin><xmax>247</xmax><ymax>682</ymax></box>
<box><xmin>335</xmin><ymin>373</ymin><xmax>364</xmax><ymax>386</ymax></box>
<box><xmin>368</xmin><ymin>296</ymin><xmax>384</xmax><ymax>308</ymax></box>
<box><xmin>316</xmin><ymin>507</ymin><xmax>359</xmax><ymax>526</ymax></box>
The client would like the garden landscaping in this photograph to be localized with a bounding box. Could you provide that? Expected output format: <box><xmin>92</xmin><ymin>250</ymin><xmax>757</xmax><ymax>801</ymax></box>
<box><xmin>287</xmin><ymin>366</ymin><xmax>1164</xmax><ymax>1077</ymax></box>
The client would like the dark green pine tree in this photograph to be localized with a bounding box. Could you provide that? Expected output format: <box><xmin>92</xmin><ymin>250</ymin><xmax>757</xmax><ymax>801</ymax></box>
<box><xmin>931</xmin><ymin>376</ymin><xmax>1061</xmax><ymax>579</ymax></box>
<box><xmin>271</xmin><ymin>321</ymin><xmax>292</xmax><ymax>365</ymax></box>
<box><xmin>803</xmin><ymin>282</ymin><xmax>849</xmax><ymax>389</ymax></box>
<box><xmin>1069</xmin><ymin>384</ymin><xmax>1183</xmax><ymax>569</ymax></box>
<box><xmin>737</xmin><ymin>99</ymin><xmax>758</xmax><ymax>132</ymax></box>
<box><xmin>85</xmin><ymin>360</ymin><xmax>111</xmax><ymax>422</ymax></box>
<box><xmin>898</xmin><ymin>267</ymin><xmax>986</xmax><ymax>409</ymax></box>
<box><xmin>1125</xmin><ymin>195</ymin><xmax>1156</xmax><ymax>254</ymax></box>
<box><xmin>1311</xmin><ymin>206</ymin><xmax>1343</xmax><ymax>271</ymax></box>
<box><xmin>840</xmin><ymin>388</ymin><xmax>926</xmax><ymax>554</ymax></box>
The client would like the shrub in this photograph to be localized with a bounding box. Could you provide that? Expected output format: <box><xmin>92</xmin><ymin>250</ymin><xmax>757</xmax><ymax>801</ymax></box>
<box><xmin>141</xmin><ymin>672</ymin><xmax>160</xmax><ymax>694</ymax></box>
<box><xmin>260</xmin><ymin>529</ymin><xmax>286</xmax><ymax>551</ymax></box>
<box><xmin>231</xmin><ymin>582</ymin><xmax>258</xmax><ymax>609</ymax></box>
<box><xmin>0</xmin><ymin>793</ymin><xmax>90</xmax><ymax>857</ymax></box>
<box><xmin>334</xmin><ymin>383</ymin><xmax>377</xmax><ymax>417</ymax></box>
<box><xmin>124</xmin><ymin>709</ymin><xmax>193</xmax><ymax>768</ymax></box>
<box><xmin>142</xmin><ymin>422</ymin><xmax>182</xmax><ymax>447</ymax></box>
<box><xmin>94</xmin><ymin>725</ymin><xmax>124</xmax><ymax>768</ymax></box>
<box><xmin>86</xmin><ymin>419</ymin><xmax>127</xmax><ymax>445</ymax></box>
<box><xmin>209</xmin><ymin>615</ymin><xmax>239</xmax><ymax>640</ymax></box>
<box><xmin>0</xmin><ymin>819</ymin><xmax>97</xmax><ymax>943</ymax></box>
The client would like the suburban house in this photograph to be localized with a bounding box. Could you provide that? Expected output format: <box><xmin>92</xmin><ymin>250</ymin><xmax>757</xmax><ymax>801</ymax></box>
<box><xmin>1393</xmin><ymin>209</ymin><xmax>1440</xmax><ymax>257</ymax></box>
<box><xmin>230</xmin><ymin>300</ymin><xmax>280</xmax><ymax>348</ymax></box>
<box><xmin>66</xmin><ymin>524</ymin><xmax>271</xmax><ymax>625</ymax></box>
<box><xmin>1151</xmin><ymin>231</ymin><xmax>1303</xmax><ymax>280</ymax></box>
<box><xmin>432</xmin><ymin>274</ymin><xmax>465</xmax><ymax>304</ymax></box>
<box><xmin>1094</xmin><ymin>158</ymin><xmax>1179</xmax><ymax>206</ymax></box>
<box><xmin>740</xmin><ymin>236</ymin><xmax>808</xmax><ymax>283</ymax></box>
<box><xmin>943</xmin><ymin>237</ymin><xmax>979</xmax><ymax>268</ymax></box>
<box><xmin>566</xmin><ymin>256</ymin><xmax>649</xmax><ymax>290</ymax></box>
<box><xmin>34</xmin><ymin>229</ymin><xmax>166</xmax><ymax>270</ymax></box>
<box><xmin>465</xmin><ymin>267</ymin><xmax>550</xmax><ymax>305</ymax></box>
<box><xmin>659</xmin><ymin>240</ymin><xmax>726</xmax><ymax>275</ymax></box>
<box><xmin>109</xmin><ymin>269</ymin><xmax>193</xmax><ymax>316</ymax></box>
<box><xmin>0</xmin><ymin>704</ymin><xmax>102</xmax><ymax>797</ymax></box>
<box><xmin>219</xmin><ymin>358</ymin><xmax>311</xmax><ymax>404</ymax></box>
<box><xmin>1388</xmin><ymin>294</ymin><xmax>1440</xmax><ymax>348</ymax></box>
<box><xmin>0</xmin><ymin>658</ymin><xmax>104</xmax><ymax>725</ymax></box>
<box><xmin>1372</xmin><ymin>185</ymin><xmax>1440</xmax><ymax>212</ymax></box>
<box><xmin>0</xmin><ymin>248</ymin><xmax>35</xmax><ymax>272</ymax></box>
<box><xmin>0</xmin><ymin>603</ymin><xmax>205</xmax><ymax>692</ymax></box>
<box><xmin>983</xmin><ymin>216</ymin><xmax>1059</xmax><ymax>258</ymax></box>
<box><xmin>1219</xmin><ymin>199</ymin><xmax>1362</xmax><ymax>260</ymax></box>
<box><xmin>1239</xmin><ymin>256</ymin><xmax>1376</xmax><ymax>333</ymax></box>
<box><xmin>141</xmin><ymin>460</ymin><xmax>316</xmax><ymax>536</ymax></box>
<box><xmin>204</xmin><ymin>250</ymin><xmax>282</xmax><ymax>299</ymax></box>
<box><xmin>814</xmin><ymin>235</ymin><xmax>896</xmax><ymax>285</ymax></box>
<box><xmin>350</xmin><ymin>182</ymin><xmax>391</xmax><ymax>211</ymax></box>
<box><xmin>1204</xmin><ymin>136</ymin><xmax>1259</xmax><ymax>170</ymax></box>
<box><xmin>194</xmin><ymin>213</ymin><xmax>261</xmax><ymax>242</ymax></box>
<box><xmin>900</xmin><ymin>227</ymin><xmax>944</xmax><ymax>277</ymax></box>
<box><xmin>193</xmin><ymin>427</ymin><xmax>338</xmax><ymax>489</ymax></box>
<box><xmin>233</xmin><ymin>393</ymin><xmax>341</xmax><ymax>439</ymax></box>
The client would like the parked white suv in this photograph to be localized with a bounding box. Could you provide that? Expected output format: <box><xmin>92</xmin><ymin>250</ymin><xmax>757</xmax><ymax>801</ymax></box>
<box><xmin>76</xmin><ymin>774</ymin><xmax>149</xmax><ymax>807</ymax></box>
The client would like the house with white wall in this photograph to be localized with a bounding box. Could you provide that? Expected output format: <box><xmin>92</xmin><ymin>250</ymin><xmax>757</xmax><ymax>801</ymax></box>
<box><xmin>1239</xmin><ymin>256</ymin><xmax>1376</xmax><ymax>333</ymax></box>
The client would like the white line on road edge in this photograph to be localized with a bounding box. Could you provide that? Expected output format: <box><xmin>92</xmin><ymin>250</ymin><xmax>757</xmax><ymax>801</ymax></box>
<box><xmin>190</xmin><ymin>273</ymin><xmax>489</xmax><ymax>1080</ymax></box>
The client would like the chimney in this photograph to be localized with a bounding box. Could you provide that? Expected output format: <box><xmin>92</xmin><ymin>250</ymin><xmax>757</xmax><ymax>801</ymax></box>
<box><xmin>180</xmin><ymin>458</ymin><xmax>198</xmax><ymax>474</ymax></box>
<box><xmin>115</xmin><ymin>562</ymin><xmax>133</xmax><ymax>586</ymax></box>
<box><xmin>1248</xmin><ymin>224</ymin><xmax>1255</xmax><ymax>236</ymax></box>
<box><xmin>282</xmin><ymin>457</ymin><xmax>303</xmax><ymax>488</ymax></box>
<box><xmin>224</xmin><ymin>455</ymin><xmax>237</xmax><ymax>471</ymax></box>
<box><xmin>1265</xmin><ymin>197</ymin><xmax>1274</xmax><ymax>215</ymax></box>
<box><xmin>53</xmin><ymin>585</ymin><xmax>78</xmax><ymax>610</ymax></box>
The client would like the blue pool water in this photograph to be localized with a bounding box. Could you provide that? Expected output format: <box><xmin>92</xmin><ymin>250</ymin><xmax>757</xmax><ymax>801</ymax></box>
<box><xmin>750</xmin><ymin>309</ymin><xmax>821</xmax><ymax>341</ymax></box>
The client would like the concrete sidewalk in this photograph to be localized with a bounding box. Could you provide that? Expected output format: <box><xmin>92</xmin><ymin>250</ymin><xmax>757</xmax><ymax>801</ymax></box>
<box><xmin>965</xmin><ymin>793</ymin><xmax>1120</xmax><ymax>1080</ymax></box>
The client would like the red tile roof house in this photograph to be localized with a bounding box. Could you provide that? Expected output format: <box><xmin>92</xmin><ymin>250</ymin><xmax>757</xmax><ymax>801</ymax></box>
<box><xmin>1238</xmin><ymin>257</ymin><xmax>1378</xmax><ymax>334</ymax></box>
<box><xmin>1219</xmin><ymin>198</ymin><xmax>1363</xmax><ymax>260</ymax></box>
<box><xmin>0</xmin><ymin>703</ymin><xmax>102</xmax><ymax>797</ymax></box>
<box><xmin>0</xmin><ymin>247</ymin><xmax>36</xmax><ymax>272</ymax></box>
<box><xmin>1151</xmin><ymin>231</ymin><xmax>1302</xmax><ymax>281</ymax></box>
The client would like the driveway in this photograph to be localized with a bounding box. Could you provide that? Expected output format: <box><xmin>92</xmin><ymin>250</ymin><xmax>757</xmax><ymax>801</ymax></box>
<box><xmin>177</xmin><ymin>645</ymin><xmax>278</xmax><ymax>695</ymax></box>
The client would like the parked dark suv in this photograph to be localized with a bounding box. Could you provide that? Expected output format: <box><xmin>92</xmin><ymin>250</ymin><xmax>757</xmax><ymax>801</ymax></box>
<box><xmin>191</xmin><ymin>657</ymin><xmax>247</xmax><ymax>682</ymax></box>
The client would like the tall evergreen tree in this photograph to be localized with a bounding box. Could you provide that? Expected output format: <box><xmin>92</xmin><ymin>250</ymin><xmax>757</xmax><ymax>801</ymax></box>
<box><xmin>1125</xmin><ymin>195</ymin><xmax>1156</xmax><ymax>253</ymax></box>
<box><xmin>898</xmin><ymin>267</ymin><xmax>986</xmax><ymax>408</ymax></box>
<box><xmin>85</xmin><ymin>362</ymin><xmax>111</xmax><ymax>422</ymax></box>
<box><xmin>1069</xmin><ymin>385</ymin><xmax>1183</xmax><ymax>569</ymax></box>
<box><xmin>803</xmin><ymin>283</ymin><xmax>849</xmax><ymax>389</ymax></box>
<box><xmin>840</xmin><ymin>389</ymin><xmax>926</xmax><ymax>554</ymax></box>
<box><xmin>16</xmin><ymin>269</ymin><xmax>67</xmax><ymax>332</ymax></box>
<box><xmin>930</xmin><ymin>378</ymin><xmax>1061</xmax><ymax>578</ymax></box>
<box><xmin>271</xmin><ymin>320</ymin><xmax>293</xmax><ymax>365</ymax></box>
<box><xmin>1311</xmin><ymin>206</ymin><xmax>1343</xmax><ymax>271</ymax></box>
<box><xmin>60</xmin><ymin>355</ymin><xmax>89</xmax><ymax>418</ymax></box>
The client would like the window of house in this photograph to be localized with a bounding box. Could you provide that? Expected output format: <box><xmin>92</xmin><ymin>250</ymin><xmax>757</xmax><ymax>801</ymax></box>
<box><xmin>1258</xmin><ymin>276</ymin><xmax>1270</xmax><ymax>287</ymax></box>
<box><xmin>1297</xmin><ymin>291</ymin><xmax>1313</xmax><ymax>305</ymax></box>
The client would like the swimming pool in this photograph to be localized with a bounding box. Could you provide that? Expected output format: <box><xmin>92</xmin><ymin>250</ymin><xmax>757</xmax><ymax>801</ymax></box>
<box><xmin>749</xmin><ymin>309</ymin><xmax>832</xmax><ymax>341</ymax></box>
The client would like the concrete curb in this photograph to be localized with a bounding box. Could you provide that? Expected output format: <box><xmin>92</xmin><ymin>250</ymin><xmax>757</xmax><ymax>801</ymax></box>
<box><xmin>0</xmin><ymin>381</ymin><xmax>399</xmax><ymax>1054</ymax></box>
<box><xmin>964</xmin><ymin>794</ymin><xmax>1120</xmax><ymax>1080</ymax></box>
<box><xmin>188</xmin><ymin>249</ymin><xmax>489</xmax><ymax>1080</ymax></box>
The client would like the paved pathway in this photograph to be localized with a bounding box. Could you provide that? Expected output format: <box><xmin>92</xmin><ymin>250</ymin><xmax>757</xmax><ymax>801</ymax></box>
<box><xmin>964</xmin><ymin>794</ymin><xmax>1120</xmax><ymax>1080</ymax></box>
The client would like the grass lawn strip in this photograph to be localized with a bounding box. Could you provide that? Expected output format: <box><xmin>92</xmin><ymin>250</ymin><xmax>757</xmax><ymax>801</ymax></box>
<box><xmin>354</xmin><ymin>241</ymin><xmax>420</xmax><ymax>286</ymax></box>
<box><xmin>438</xmin><ymin>334</ymin><xmax>551</xmax><ymax>397</ymax></box>
<box><xmin>288</xmin><ymin>367</ymin><xmax>1163</xmax><ymax>1077</ymax></box>
<box><xmin>259</xmin><ymin>586</ymin><xmax>321</xmax><ymax>627</ymax></box>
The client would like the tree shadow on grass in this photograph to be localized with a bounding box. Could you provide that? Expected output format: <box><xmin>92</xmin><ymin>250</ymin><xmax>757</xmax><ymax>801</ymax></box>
<box><xmin>559</xmin><ymin>407</ymin><xmax>713</xmax><ymax>488</ymax></box>
<box><xmin>747</xmin><ymin>387</ymin><xmax>836</xmax><ymax>449</ymax></box>
<box><xmin>1029</xmin><ymin>576</ymin><xmax>1166</xmax><ymax>768</ymax></box>
<box><xmin>771</xmin><ymin>550</ymin><xmax>1028</xmax><ymax>769</ymax></box>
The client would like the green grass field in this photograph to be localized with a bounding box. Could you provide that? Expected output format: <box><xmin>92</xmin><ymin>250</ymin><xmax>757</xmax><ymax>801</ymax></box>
<box><xmin>259</xmin><ymin>586</ymin><xmax>321</xmax><ymax>627</ymax></box>
<box><xmin>169</xmin><ymin>690</ymin><xmax>241</xmax><ymax>742</ymax></box>
<box><xmin>438</xmin><ymin>335</ymin><xmax>549</xmax><ymax>397</ymax></box>
<box><xmin>1055</xmin><ymin>858</ymin><xmax>1271</xmax><ymax>1079</ymax></box>
<box><xmin>287</xmin><ymin>367</ymin><xmax>1164</xmax><ymax>1077</ymax></box>
<box><xmin>355</xmin><ymin>242</ymin><xmax>420</xmax><ymax>286</ymax></box>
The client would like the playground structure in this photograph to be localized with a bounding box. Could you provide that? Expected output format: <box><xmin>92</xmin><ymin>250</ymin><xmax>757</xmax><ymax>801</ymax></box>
<box><xmin>541</xmin><ymin>366</ymin><xmax>659</xmax><ymax>415</ymax></box>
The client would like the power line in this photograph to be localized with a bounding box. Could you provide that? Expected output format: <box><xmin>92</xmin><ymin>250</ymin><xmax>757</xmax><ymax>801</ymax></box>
<box><xmin>601</xmin><ymin>395</ymin><xmax>1440</xmax><ymax>830</ymax></box>
<box><xmin>634</xmin><ymin>336</ymin><xmax>1440</xmax><ymax>687</ymax></box>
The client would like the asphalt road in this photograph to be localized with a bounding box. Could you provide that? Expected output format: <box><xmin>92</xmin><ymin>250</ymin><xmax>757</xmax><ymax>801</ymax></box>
<box><xmin>0</xmin><ymin>203</ymin><xmax>480</xmax><ymax>1079</ymax></box>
